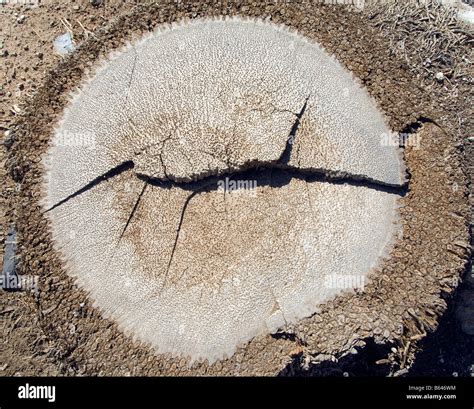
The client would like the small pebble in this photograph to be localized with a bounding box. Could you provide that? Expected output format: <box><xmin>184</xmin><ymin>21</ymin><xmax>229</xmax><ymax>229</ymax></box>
<box><xmin>16</xmin><ymin>15</ymin><xmax>26</xmax><ymax>24</ymax></box>
<box><xmin>435</xmin><ymin>72</ymin><xmax>444</xmax><ymax>82</ymax></box>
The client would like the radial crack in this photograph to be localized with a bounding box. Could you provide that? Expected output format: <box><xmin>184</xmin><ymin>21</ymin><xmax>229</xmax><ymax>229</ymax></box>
<box><xmin>269</xmin><ymin>286</ymin><xmax>288</xmax><ymax>326</ymax></box>
<box><xmin>119</xmin><ymin>182</ymin><xmax>147</xmax><ymax>242</ymax></box>
<box><xmin>161</xmin><ymin>180</ymin><xmax>217</xmax><ymax>288</ymax></box>
<box><xmin>123</xmin><ymin>46</ymin><xmax>138</xmax><ymax>109</ymax></box>
<box><xmin>278</xmin><ymin>94</ymin><xmax>311</xmax><ymax>165</ymax></box>
<box><xmin>45</xmin><ymin>160</ymin><xmax>134</xmax><ymax>212</ymax></box>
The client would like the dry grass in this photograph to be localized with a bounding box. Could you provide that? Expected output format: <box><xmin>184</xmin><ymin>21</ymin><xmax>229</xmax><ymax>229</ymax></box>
<box><xmin>366</xmin><ymin>0</ymin><xmax>473</xmax><ymax>83</ymax></box>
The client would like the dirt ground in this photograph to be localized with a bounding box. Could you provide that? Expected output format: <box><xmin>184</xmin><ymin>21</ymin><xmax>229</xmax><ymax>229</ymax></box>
<box><xmin>0</xmin><ymin>0</ymin><xmax>141</xmax><ymax>376</ymax></box>
<box><xmin>0</xmin><ymin>0</ymin><xmax>472</xmax><ymax>376</ymax></box>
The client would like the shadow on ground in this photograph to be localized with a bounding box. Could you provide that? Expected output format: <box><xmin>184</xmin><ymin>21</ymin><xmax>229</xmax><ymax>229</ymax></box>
<box><xmin>278</xmin><ymin>286</ymin><xmax>474</xmax><ymax>377</ymax></box>
<box><xmin>278</xmin><ymin>338</ymin><xmax>394</xmax><ymax>377</ymax></box>
<box><xmin>408</xmin><ymin>297</ymin><xmax>474</xmax><ymax>377</ymax></box>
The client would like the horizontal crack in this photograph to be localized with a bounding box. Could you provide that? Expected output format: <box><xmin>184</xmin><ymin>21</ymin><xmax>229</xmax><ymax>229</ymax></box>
<box><xmin>45</xmin><ymin>157</ymin><xmax>406</xmax><ymax>286</ymax></box>
<box><xmin>46</xmin><ymin>155</ymin><xmax>406</xmax><ymax>213</ymax></box>
<box><xmin>140</xmin><ymin>164</ymin><xmax>407</xmax><ymax>196</ymax></box>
